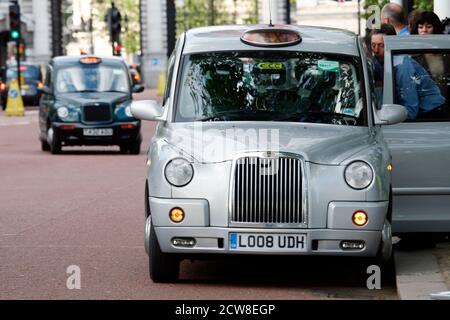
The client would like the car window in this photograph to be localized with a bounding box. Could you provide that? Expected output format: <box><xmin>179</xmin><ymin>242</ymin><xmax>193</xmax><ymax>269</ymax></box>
<box><xmin>7</xmin><ymin>65</ymin><xmax>40</xmax><ymax>79</ymax></box>
<box><xmin>44</xmin><ymin>66</ymin><xmax>52</xmax><ymax>88</ymax></box>
<box><xmin>163</xmin><ymin>51</ymin><xmax>176</xmax><ymax>106</ymax></box>
<box><xmin>54</xmin><ymin>63</ymin><xmax>130</xmax><ymax>94</ymax></box>
<box><xmin>393</xmin><ymin>51</ymin><xmax>450</xmax><ymax>122</ymax></box>
<box><xmin>175</xmin><ymin>51</ymin><xmax>365</xmax><ymax>126</ymax></box>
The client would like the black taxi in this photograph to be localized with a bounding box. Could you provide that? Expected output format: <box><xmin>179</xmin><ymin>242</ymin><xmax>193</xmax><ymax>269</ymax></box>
<box><xmin>38</xmin><ymin>56</ymin><xmax>144</xmax><ymax>154</ymax></box>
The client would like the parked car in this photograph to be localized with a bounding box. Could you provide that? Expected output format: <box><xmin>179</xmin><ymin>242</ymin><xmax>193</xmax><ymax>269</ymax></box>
<box><xmin>129</xmin><ymin>64</ymin><xmax>142</xmax><ymax>86</ymax></box>
<box><xmin>381</xmin><ymin>35</ymin><xmax>450</xmax><ymax>244</ymax></box>
<box><xmin>131</xmin><ymin>25</ymin><xmax>409</xmax><ymax>282</ymax></box>
<box><xmin>38</xmin><ymin>56</ymin><xmax>144</xmax><ymax>154</ymax></box>
<box><xmin>1</xmin><ymin>62</ymin><xmax>43</xmax><ymax>109</ymax></box>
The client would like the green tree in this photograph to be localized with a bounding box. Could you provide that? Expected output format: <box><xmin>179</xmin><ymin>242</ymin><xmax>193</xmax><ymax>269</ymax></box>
<box><xmin>92</xmin><ymin>0</ymin><xmax>140</xmax><ymax>55</ymax></box>
<box><xmin>176</xmin><ymin>0</ymin><xmax>258</xmax><ymax>36</ymax></box>
<box><xmin>414</xmin><ymin>0</ymin><xmax>433</xmax><ymax>11</ymax></box>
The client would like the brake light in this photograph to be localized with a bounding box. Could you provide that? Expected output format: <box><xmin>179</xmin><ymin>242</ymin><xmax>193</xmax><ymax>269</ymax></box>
<box><xmin>0</xmin><ymin>82</ymin><xmax>6</xmax><ymax>92</ymax></box>
<box><xmin>37</xmin><ymin>82</ymin><xmax>44</xmax><ymax>88</ymax></box>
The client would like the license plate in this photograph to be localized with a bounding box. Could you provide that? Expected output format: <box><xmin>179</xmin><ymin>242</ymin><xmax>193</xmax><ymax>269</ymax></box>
<box><xmin>229</xmin><ymin>233</ymin><xmax>307</xmax><ymax>252</ymax></box>
<box><xmin>83</xmin><ymin>128</ymin><xmax>113</xmax><ymax>136</ymax></box>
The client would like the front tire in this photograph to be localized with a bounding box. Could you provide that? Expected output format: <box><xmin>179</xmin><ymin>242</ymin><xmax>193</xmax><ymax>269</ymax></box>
<box><xmin>129</xmin><ymin>141</ymin><xmax>141</xmax><ymax>155</ymax></box>
<box><xmin>41</xmin><ymin>139</ymin><xmax>50</xmax><ymax>152</ymax></box>
<box><xmin>149</xmin><ymin>221</ymin><xmax>180</xmax><ymax>283</ymax></box>
<box><xmin>47</xmin><ymin>127</ymin><xmax>61</xmax><ymax>154</ymax></box>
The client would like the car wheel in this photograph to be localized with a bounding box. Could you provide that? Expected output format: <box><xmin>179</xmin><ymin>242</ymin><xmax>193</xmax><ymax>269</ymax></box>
<box><xmin>376</xmin><ymin>219</ymin><xmax>393</xmax><ymax>268</ymax></box>
<box><xmin>47</xmin><ymin>128</ymin><xmax>62</xmax><ymax>154</ymax></box>
<box><xmin>41</xmin><ymin>139</ymin><xmax>51</xmax><ymax>152</ymax></box>
<box><xmin>149</xmin><ymin>221</ymin><xmax>180</xmax><ymax>283</ymax></box>
<box><xmin>129</xmin><ymin>141</ymin><xmax>141</xmax><ymax>155</ymax></box>
<box><xmin>119</xmin><ymin>144</ymin><xmax>129</xmax><ymax>154</ymax></box>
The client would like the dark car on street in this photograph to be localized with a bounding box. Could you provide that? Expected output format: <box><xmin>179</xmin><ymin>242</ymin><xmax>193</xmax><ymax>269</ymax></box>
<box><xmin>129</xmin><ymin>64</ymin><xmax>142</xmax><ymax>86</ymax></box>
<box><xmin>1</xmin><ymin>62</ymin><xmax>44</xmax><ymax>109</ymax></box>
<box><xmin>38</xmin><ymin>56</ymin><xmax>144</xmax><ymax>154</ymax></box>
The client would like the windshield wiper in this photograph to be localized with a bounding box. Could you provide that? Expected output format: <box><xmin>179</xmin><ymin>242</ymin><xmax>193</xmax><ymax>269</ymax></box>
<box><xmin>274</xmin><ymin>111</ymin><xmax>358</xmax><ymax>122</ymax></box>
<box><xmin>197</xmin><ymin>109</ymin><xmax>275</xmax><ymax>122</ymax></box>
<box><xmin>100</xmin><ymin>90</ymin><xmax>128</xmax><ymax>93</ymax></box>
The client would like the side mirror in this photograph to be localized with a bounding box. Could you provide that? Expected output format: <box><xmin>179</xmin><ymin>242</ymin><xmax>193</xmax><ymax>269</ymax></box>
<box><xmin>131</xmin><ymin>100</ymin><xmax>165</xmax><ymax>121</ymax></box>
<box><xmin>132</xmin><ymin>84</ymin><xmax>145</xmax><ymax>93</ymax></box>
<box><xmin>38</xmin><ymin>85</ymin><xmax>52</xmax><ymax>95</ymax></box>
<box><xmin>375</xmin><ymin>104</ymin><xmax>408</xmax><ymax>125</ymax></box>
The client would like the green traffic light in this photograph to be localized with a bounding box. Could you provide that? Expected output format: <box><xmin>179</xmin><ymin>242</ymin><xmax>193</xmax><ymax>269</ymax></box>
<box><xmin>11</xmin><ymin>30</ymin><xmax>20</xmax><ymax>40</ymax></box>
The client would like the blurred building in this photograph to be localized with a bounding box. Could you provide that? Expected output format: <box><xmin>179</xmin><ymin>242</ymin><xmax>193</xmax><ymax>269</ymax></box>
<box><xmin>0</xmin><ymin>0</ymin><xmax>51</xmax><ymax>68</ymax></box>
<box><xmin>293</xmin><ymin>0</ymin><xmax>364</xmax><ymax>35</ymax></box>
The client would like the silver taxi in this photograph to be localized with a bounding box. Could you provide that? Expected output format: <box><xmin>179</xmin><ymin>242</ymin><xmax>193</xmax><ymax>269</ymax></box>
<box><xmin>132</xmin><ymin>25</ymin><xmax>408</xmax><ymax>282</ymax></box>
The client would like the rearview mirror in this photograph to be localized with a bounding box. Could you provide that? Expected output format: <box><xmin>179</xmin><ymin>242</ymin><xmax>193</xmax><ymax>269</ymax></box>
<box><xmin>131</xmin><ymin>100</ymin><xmax>165</xmax><ymax>121</ymax></box>
<box><xmin>375</xmin><ymin>104</ymin><xmax>408</xmax><ymax>125</ymax></box>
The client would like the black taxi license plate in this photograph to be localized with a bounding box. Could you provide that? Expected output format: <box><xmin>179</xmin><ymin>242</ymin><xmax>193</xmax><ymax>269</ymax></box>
<box><xmin>229</xmin><ymin>233</ymin><xmax>307</xmax><ymax>252</ymax></box>
<box><xmin>83</xmin><ymin>128</ymin><xmax>113</xmax><ymax>136</ymax></box>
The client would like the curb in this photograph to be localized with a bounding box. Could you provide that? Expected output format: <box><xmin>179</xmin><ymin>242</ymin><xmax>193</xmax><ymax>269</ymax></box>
<box><xmin>395</xmin><ymin>249</ymin><xmax>448</xmax><ymax>300</ymax></box>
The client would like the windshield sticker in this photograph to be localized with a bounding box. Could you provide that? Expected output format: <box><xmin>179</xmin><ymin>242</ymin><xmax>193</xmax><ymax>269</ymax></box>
<box><xmin>256</xmin><ymin>62</ymin><xmax>284</xmax><ymax>70</ymax></box>
<box><xmin>317</xmin><ymin>60</ymin><xmax>340</xmax><ymax>73</ymax></box>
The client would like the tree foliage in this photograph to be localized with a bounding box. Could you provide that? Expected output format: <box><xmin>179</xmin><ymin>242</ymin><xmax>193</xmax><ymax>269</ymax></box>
<box><xmin>92</xmin><ymin>0</ymin><xmax>140</xmax><ymax>55</ymax></box>
<box><xmin>175</xmin><ymin>0</ymin><xmax>258</xmax><ymax>36</ymax></box>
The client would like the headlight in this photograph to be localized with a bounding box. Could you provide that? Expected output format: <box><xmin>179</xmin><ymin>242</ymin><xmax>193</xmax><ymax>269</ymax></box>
<box><xmin>57</xmin><ymin>107</ymin><xmax>69</xmax><ymax>119</ymax></box>
<box><xmin>125</xmin><ymin>105</ymin><xmax>133</xmax><ymax>118</ymax></box>
<box><xmin>344</xmin><ymin>161</ymin><xmax>374</xmax><ymax>190</ymax></box>
<box><xmin>165</xmin><ymin>158</ymin><xmax>194</xmax><ymax>187</ymax></box>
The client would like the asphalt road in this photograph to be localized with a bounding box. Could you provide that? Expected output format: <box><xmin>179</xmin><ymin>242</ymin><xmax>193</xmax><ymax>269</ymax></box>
<box><xmin>0</xmin><ymin>90</ymin><xmax>398</xmax><ymax>300</ymax></box>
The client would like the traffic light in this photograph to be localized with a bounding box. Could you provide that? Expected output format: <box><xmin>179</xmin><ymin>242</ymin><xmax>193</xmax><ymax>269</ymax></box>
<box><xmin>107</xmin><ymin>4</ymin><xmax>122</xmax><ymax>44</ymax></box>
<box><xmin>113</xmin><ymin>42</ymin><xmax>122</xmax><ymax>56</ymax></box>
<box><xmin>9</xmin><ymin>2</ymin><xmax>21</xmax><ymax>41</ymax></box>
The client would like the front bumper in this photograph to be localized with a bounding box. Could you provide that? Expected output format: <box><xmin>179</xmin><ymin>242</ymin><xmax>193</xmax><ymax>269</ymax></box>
<box><xmin>52</xmin><ymin>121</ymin><xmax>141</xmax><ymax>146</ymax></box>
<box><xmin>150</xmin><ymin>223</ymin><xmax>382</xmax><ymax>257</ymax></box>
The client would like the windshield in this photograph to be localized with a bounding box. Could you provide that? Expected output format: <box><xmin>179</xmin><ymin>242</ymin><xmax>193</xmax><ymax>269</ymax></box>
<box><xmin>7</xmin><ymin>66</ymin><xmax>40</xmax><ymax>80</ymax></box>
<box><xmin>54</xmin><ymin>63</ymin><xmax>130</xmax><ymax>94</ymax></box>
<box><xmin>176</xmin><ymin>51</ymin><xmax>365</xmax><ymax>126</ymax></box>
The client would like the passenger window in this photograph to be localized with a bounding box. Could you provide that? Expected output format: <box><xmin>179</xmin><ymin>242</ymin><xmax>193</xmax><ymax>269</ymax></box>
<box><xmin>393</xmin><ymin>51</ymin><xmax>450</xmax><ymax>122</ymax></box>
<box><xmin>44</xmin><ymin>66</ymin><xmax>52</xmax><ymax>88</ymax></box>
<box><xmin>163</xmin><ymin>51</ymin><xmax>176</xmax><ymax>106</ymax></box>
<box><xmin>366</xmin><ymin>58</ymin><xmax>382</xmax><ymax>110</ymax></box>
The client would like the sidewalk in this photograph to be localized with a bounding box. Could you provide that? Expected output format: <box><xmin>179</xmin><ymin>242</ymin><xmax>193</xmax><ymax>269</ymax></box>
<box><xmin>395</xmin><ymin>239</ymin><xmax>450</xmax><ymax>300</ymax></box>
<box><xmin>433</xmin><ymin>240</ymin><xmax>450</xmax><ymax>290</ymax></box>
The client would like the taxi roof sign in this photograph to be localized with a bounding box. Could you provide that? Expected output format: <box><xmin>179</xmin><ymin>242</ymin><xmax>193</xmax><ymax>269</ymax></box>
<box><xmin>241</xmin><ymin>28</ymin><xmax>302</xmax><ymax>47</ymax></box>
<box><xmin>79</xmin><ymin>57</ymin><xmax>102</xmax><ymax>65</ymax></box>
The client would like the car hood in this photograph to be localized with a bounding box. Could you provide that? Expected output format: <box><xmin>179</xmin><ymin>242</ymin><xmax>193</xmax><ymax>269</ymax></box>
<box><xmin>56</xmin><ymin>92</ymin><xmax>130</xmax><ymax>106</ymax></box>
<box><xmin>162</xmin><ymin>122</ymin><xmax>372</xmax><ymax>165</ymax></box>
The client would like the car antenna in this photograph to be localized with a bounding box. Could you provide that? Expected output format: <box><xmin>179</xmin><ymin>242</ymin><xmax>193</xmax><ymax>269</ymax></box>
<box><xmin>268</xmin><ymin>0</ymin><xmax>274</xmax><ymax>27</ymax></box>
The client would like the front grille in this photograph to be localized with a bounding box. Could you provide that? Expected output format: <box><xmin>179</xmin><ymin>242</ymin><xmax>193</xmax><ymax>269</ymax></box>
<box><xmin>231</xmin><ymin>155</ymin><xmax>305</xmax><ymax>226</ymax></box>
<box><xmin>82</xmin><ymin>103</ymin><xmax>112</xmax><ymax>122</ymax></box>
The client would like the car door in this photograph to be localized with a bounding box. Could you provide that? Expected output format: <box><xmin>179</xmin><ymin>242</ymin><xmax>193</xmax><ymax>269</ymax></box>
<box><xmin>382</xmin><ymin>35</ymin><xmax>450</xmax><ymax>233</ymax></box>
<box><xmin>39</xmin><ymin>65</ymin><xmax>53</xmax><ymax>137</ymax></box>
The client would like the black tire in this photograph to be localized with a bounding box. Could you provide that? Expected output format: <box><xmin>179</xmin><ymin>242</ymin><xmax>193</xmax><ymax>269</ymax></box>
<box><xmin>41</xmin><ymin>139</ymin><xmax>50</xmax><ymax>152</ymax></box>
<box><xmin>129</xmin><ymin>141</ymin><xmax>141</xmax><ymax>155</ymax></box>
<box><xmin>149</xmin><ymin>222</ymin><xmax>180</xmax><ymax>283</ymax></box>
<box><xmin>50</xmin><ymin>130</ymin><xmax>62</xmax><ymax>155</ymax></box>
<box><xmin>119</xmin><ymin>144</ymin><xmax>129</xmax><ymax>154</ymax></box>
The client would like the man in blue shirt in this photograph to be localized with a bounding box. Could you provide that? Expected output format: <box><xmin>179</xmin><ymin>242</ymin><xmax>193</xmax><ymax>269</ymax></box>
<box><xmin>381</xmin><ymin>3</ymin><xmax>410</xmax><ymax>35</ymax></box>
<box><xmin>394</xmin><ymin>55</ymin><xmax>445</xmax><ymax>120</ymax></box>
